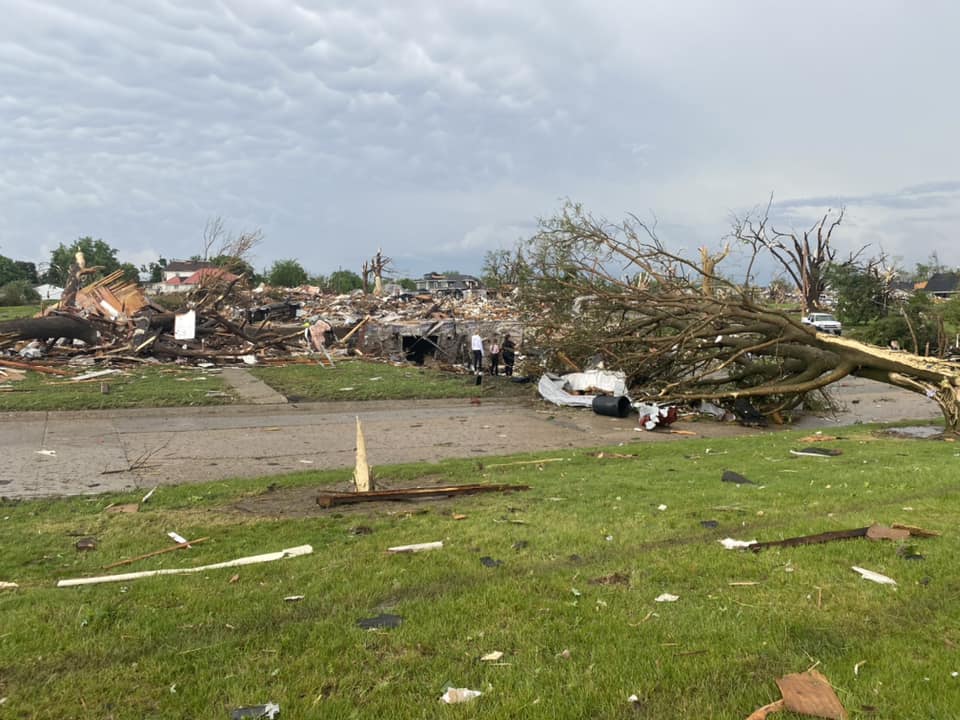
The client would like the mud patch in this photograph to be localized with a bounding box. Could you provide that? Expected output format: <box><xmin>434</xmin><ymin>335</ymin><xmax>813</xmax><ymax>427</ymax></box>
<box><xmin>877</xmin><ymin>425</ymin><xmax>945</xmax><ymax>440</ymax></box>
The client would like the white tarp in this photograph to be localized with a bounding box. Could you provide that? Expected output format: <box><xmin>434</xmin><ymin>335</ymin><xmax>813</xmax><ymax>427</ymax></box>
<box><xmin>537</xmin><ymin>370</ymin><xmax>627</xmax><ymax>408</ymax></box>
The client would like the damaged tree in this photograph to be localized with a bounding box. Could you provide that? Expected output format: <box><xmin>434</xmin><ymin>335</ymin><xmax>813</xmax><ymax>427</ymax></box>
<box><xmin>731</xmin><ymin>196</ymin><xmax>860</xmax><ymax>313</ymax></box>
<box><xmin>0</xmin><ymin>314</ymin><xmax>99</xmax><ymax>347</ymax></box>
<box><xmin>518</xmin><ymin>201</ymin><xmax>960</xmax><ymax>433</ymax></box>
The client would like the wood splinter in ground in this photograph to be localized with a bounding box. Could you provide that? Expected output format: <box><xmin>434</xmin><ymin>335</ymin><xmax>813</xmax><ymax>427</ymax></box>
<box><xmin>354</xmin><ymin>416</ymin><xmax>374</xmax><ymax>493</ymax></box>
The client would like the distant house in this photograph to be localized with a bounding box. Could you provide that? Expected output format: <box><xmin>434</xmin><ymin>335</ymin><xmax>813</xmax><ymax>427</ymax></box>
<box><xmin>414</xmin><ymin>271</ymin><xmax>483</xmax><ymax>297</ymax></box>
<box><xmin>162</xmin><ymin>260</ymin><xmax>214</xmax><ymax>283</ymax></box>
<box><xmin>153</xmin><ymin>261</ymin><xmax>237</xmax><ymax>293</ymax></box>
<box><xmin>33</xmin><ymin>283</ymin><xmax>64</xmax><ymax>301</ymax></box>
<box><xmin>922</xmin><ymin>272</ymin><xmax>960</xmax><ymax>299</ymax></box>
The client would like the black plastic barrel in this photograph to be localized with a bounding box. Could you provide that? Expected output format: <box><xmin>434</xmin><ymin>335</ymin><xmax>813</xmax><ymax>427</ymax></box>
<box><xmin>592</xmin><ymin>395</ymin><xmax>631</xmax><ymax>418</ymax></box>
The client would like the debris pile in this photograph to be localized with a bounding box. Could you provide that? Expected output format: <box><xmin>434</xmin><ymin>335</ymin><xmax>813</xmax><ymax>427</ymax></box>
<box><xmin>0</xmin><ymin>266</ymin><xmax>524</xmax><ymax>370</ymax></box>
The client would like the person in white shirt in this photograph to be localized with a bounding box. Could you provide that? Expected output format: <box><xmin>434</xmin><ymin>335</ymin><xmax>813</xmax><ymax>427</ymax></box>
<box><xmin>470</xmin><ymin>333</ymin><xmax>484</xmax><ymax>374</ymax></box>
<box><xmin>489</xmin><ymin>340</ymin><xmax>501</xmax><ymax>375</ymax></box>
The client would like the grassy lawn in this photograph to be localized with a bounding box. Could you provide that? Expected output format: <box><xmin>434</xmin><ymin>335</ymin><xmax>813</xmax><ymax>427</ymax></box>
<box><xmin>251</xmin><ymin>358</ymin><xmax>536</xmax><ymax>401</ymax></box>
<box><xmin>2</xmin><ymin>428</ymin><xmax>958</xmax><ymax>718</ymax></box>
<box><xmin>0</xmin><ymin>304</ymin><xmax>47</xmax><ymax>322</ymax></box>
<box><xmin>0</xmin><ymin>365</ymin><xmax>237</xmax><ymax>411</ymax></box>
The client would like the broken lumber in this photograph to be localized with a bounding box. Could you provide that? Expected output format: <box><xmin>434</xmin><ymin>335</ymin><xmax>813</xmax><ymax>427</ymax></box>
<box><xmin>57</xmin><ymin>544</ymin><xmax>312</xmax><ymax>587</ymax></box>
<box><xmin>749</xmin><ymin>523</ymin><xmax>935</xmax><ymax>552</ymax></box>
<box><xmin>317</xmin><ymin>483</ymin><xmax>530</xmax><ymax>508</ymax></box>
<box><xmin>0</xmin><ymin>359</ymin><xmax>71</xmax><ymax>376</ymax></box>
<box><xmin>101</xmin><ymin>537</ymin><xmax>210</xmax><ymax>570</ymax></box>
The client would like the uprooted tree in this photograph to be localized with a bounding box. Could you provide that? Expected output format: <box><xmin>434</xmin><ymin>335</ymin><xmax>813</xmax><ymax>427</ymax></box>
<box><xmin>517</xmin><ymin>202</ymin><xmax>960</xmax><ymax>433</ymax></box>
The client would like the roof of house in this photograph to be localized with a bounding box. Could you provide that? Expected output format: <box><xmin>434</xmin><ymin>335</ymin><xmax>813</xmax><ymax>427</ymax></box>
<box><xmin>182</xmin><ymin>267</ymin><xmax>239</xmax><ymax>285</ymax></box>
<box><xmin>165</xmin><ymin>260</ymin><xmax>213</xmax><ymax>273</ymax></box>
<box><xmin>924</xmin><ymin>272</ymin><xmax>960</xmax><ymax>294</ymax></box>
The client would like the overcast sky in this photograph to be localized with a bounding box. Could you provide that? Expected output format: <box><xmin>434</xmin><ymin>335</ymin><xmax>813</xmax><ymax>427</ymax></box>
<box><xmin>2</xmin><ymin>1</ymin><xmax>958</xmax><ymax>281</ymax></box>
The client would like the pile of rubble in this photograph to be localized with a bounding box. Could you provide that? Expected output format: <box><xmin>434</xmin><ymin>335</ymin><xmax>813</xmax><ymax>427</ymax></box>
<box><xmin>0</xmin><ymin>269</ymin><xmax>524</xmax><ymax>371</ymax></box>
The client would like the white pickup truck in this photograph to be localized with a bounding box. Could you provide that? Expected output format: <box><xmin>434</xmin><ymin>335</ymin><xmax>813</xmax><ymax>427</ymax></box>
<box><xmin>801</xmin><ymin>312</ymin><xmax>842</xmax><ymax>335</ymax></box>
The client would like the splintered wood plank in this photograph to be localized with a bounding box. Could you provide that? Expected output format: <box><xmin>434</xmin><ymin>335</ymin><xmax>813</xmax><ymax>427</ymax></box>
<box><xmin>317</xmin><ymin>483</ymin><xmax>530</xmax><ymax>508</ymax></box>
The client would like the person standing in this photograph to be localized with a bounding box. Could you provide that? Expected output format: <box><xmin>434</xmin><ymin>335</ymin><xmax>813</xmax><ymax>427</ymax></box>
<box><xmin>489</xmin><ymin>339</ymin><xmax>500</xmax><ymax>375</ymax></box>
<box><xmin>470</xmin><ymin>332</ymin><xmax>484</xmax><ymax>374</ymax></box>
<box><xmin>501</xmin><ymin>334</ymin><xmax>516</xmax><ymax>376</ymax></box>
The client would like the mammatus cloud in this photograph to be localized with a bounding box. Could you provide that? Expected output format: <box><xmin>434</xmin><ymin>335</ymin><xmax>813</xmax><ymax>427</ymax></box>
<box><xmin>1</xmin><ymin>1</ymin><xmax>959</xmax><ymax>278</ymax></box>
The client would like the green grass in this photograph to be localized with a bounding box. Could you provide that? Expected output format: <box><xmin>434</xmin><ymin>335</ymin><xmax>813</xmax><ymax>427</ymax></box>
<box><xmin>0</xmin><ymin>304</ymin><xmax>46</xmax><ymax>321</ymax></box>
<box><xmin>2</xmin><ymin>428</ymin><xmax>958</xmax><ymax>718</ymax></box>
<box><xmin>0</xmin><ymin>365</ymin><xmax>237</xmax><ymax>411</ymax></box>
<box><xmin>251</xmin><ymin>358</ymin><xmax>535</xmax><ymax>401</ymax></box>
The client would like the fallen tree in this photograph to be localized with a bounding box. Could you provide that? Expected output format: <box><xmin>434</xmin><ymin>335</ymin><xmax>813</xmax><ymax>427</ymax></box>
<box><xmin>0</xmin><ymin>314</ymin><xmax>99</xmax><ymax>346</ymax></box>
<box><xmin>518</xmin><ymin>202</ymin><xmax>960</xmax><ymax>432</ymax></box>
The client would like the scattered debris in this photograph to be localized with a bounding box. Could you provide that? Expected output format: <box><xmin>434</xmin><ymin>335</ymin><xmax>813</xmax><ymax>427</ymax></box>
<box><xmin>790</xmin><ymin>447</ymin><xmax>843</xmax><ymax>458</ymax></box>
<box><xmin>75</xmin><ymin>537</ymin><xmax>97</xmax><ymax>552</ymax></box>
<box><xmin>317</xmin><ymin>483</ymin><xmax>530</xmax><ymax>508</ymax></box>
<box><xmin>655</xmin><ymin>593</ymin><xmax>679</xmax><ymax>602</ymax></box>
<box><xmin>722</xmin><ymin>470</ymin><xmax>756</xmax><ymax>485</ymax></box>
<box><xmin>635</xmin><ymin>402</ymin><xmax>679</xmax><ymax>430</ymax></box>
<box><xmin>168</xmin><ymin>531</ymin><xmax>190</xmax><ymax>545</ymax></box>
<box><xmin>440</xmin><ymin>687</ymin><xmax>482</xmax><ymax>704</ymax></box>
<box><xmin>720</xmin><ymin>538</ymin><xmax>757</xmax><ymax>550</ymax></box>
<box><xmin>776</xmin><ymin>669</ymin><xmax>847</xmax><ymax>719</ymax></box>
<box><xmin>0</xmin><ymin>581</ymin><xmax>19</xmax><ymax>591</ymax></box>
<box><xmin>480</xmin><ymin>556</ymin><xmax>503</xmax><ymax>568</ymax></box>
<box><xmin>283</xmin><ymin>595</ymin><xmax>304</xmax><ymax>602</ymax></box>
<box><xmin>356</xmin><ymin>613</ymin><xmax>403</xmax><ymax>630</ymax></box>
<box><xmin>387</xmin><ymin>541</ymin><xmax>443</xmax><ymax>553</ymax></box>
<box><xmin>851</xmin><ymin>566</ymin><xmax>897</xmax><ymax>585</ymax></box>
<box><xmin>538</xmin><ymin>370</ymin><xmax>627</xmax><ymax>409</ymax></box>
<box><xmin>745</xmin><ymin>699</ymin><xmax>786</xmax><ymax>720</ymax></box>
<box><xmin>230</xmin><ymin>702</ymin><xmax>280</xmax><ymax>719</ymax></box>
<box><xmin>700</xmin><ymin>520</ymin><xmax>719</xmax><ymax>529</ymax></box>
<box><xmin>141</xmin><ymin>486</ymin><xmax>157</xmax><ymax>503</ymax></box>
<box><xmin>481</xmin><ymin>651</ymin><xmax>504</xmax><ymax>662</ymax></box>
<box><xmin>57</xmin><ymin>544</ymin><xmax>313</xmax><ymax>587</ymax></box>
<box><xmin>748</xmin><ymin>523</ymin><xmax>935</xmax><ymax>552</ymax></box>
<box><xmin>733</xmin><ymin>399</ymin><xmax>768</xmax><ymax>427</ymax></box>
<box><xmin>101</xmin><ymin>537</ymin><xmax>209</xmax><ymax>570</ymax></box>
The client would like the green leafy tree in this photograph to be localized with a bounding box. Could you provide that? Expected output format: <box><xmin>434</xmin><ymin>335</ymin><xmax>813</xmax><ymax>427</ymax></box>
<box><xmin>398</xmin><ymin>278</ymin><xmax>417</xmax><ymax>291</ymax></box>
<box><xmin>267</xmin><ymin>259</ymin><xmax>308</xmax><ymax>287</ymax></box>
<box><xmin>41</xmin><ymin>237</ymin><xmax>122</xmax><ymax>285</ymax></box>
<box><xmin>0</xmin><ymin>280</ymin><xmax>41</xmax><ymax>306</ymax></box>
<box><xmin>119</xmin><ymin>263</ymin><xmax>140</xmax><ymax>282</ymax></box>
<box><xmin>0</xmin><ymin>256</ymin><xmax>39</xmax><ymax>286</ymax></box>
<box><xmin>825</xmin><ymin>263</ymin><xmax>888</xmax><ymax>325</ymax></box>
<box><xmin>327</xmin><ymin>270</ymin><xmax>363</xmax><ymax>294</ymax></box>
<box><xmin>141</xmin><ymin>257</ymin><xmax>168</xmax><ymax>283</ymax></box>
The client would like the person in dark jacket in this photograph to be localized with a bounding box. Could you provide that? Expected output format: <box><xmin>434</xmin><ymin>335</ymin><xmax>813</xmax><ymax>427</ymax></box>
<box><xmin>501</xmin><ymin>334</ymin><xmax>516</xmax><ymax>376</ymax></box>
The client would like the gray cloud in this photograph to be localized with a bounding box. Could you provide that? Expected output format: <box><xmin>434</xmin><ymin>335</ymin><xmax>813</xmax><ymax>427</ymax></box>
<box><xmin>1</xmin><ymin>0</ymin><xmax>959</xmax><ymax>279</ymax></box>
